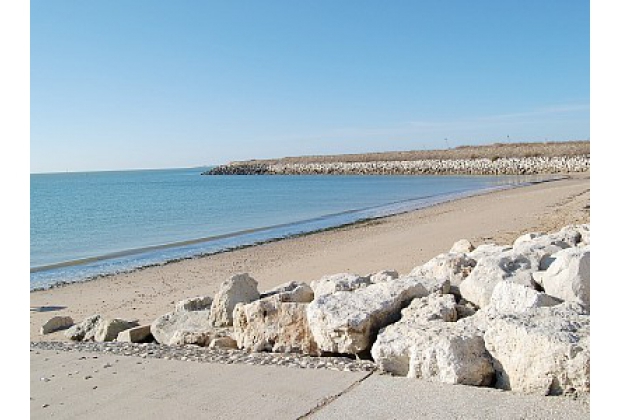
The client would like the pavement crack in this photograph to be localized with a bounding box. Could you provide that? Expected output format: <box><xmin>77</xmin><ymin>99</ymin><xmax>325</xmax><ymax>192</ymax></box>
<box><xmin>296</xmin><ymin>371</ymin><xmax>374</xmax><ymax>419</ymax></box>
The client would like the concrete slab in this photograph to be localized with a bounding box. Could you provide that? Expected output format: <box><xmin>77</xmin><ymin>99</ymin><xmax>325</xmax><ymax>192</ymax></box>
<box><xmin>308</xmin><ymin>374</ymin><xmax>589</xmax><ymax>420</ymax></box>
<box><xmin>30</xmin><ymin>350</ymin><xmax>367</xmax><ymax>420</ymax></box>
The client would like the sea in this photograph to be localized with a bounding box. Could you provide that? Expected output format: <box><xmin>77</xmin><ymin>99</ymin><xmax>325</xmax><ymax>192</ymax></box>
<box><xmin>30</xmin><ymin>168</ymin><xmax>551</xmax><ymax>290</ymax></box>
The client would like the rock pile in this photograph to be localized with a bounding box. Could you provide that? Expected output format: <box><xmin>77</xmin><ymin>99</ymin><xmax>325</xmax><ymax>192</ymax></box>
<box><xmin>206</xmin><ymin>155</ymin><xmax>590</xmax><ymax>176</ymax></box>
<box><xmin>49</xmin><ymin>223</ymin><xmax>590</xmax><ymax>396</ymax></box>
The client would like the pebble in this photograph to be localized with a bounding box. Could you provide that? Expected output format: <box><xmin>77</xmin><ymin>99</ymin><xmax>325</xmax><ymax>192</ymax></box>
<box><xmin>30</xmin><ymin>341</ymin><xmax>377</xmax><ymax>373</ymax></box>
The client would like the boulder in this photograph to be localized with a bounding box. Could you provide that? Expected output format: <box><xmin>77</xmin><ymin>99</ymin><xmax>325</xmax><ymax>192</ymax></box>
<box><xmin>117</xmin><ymin>325</ymin><xmax>152</xmax><ymax>343</ymax></box>
<box><xmin>306</xmin><ymin>276</ymin><xmax>429</xmax><ymax>355</ymax></box>
<box><xmin>409</xmin><ymin>252</ymin><xmax>476</xmax><ymax>286</ymax></box>
<box><xmin>450</xmin><ymin>239</ymin><xmax>475</xmax><ymax>253</ymax></box>
<box><xmin>371</xmin><ymin>297</ymin><xmax>494</xmax><ymax>386</ymax></box>
<box><xmin>407</xmin><ymin>323</ymin><xmax>495</xmax><ymax>386</ymax></box>
<box><xmin>541</xmin><ymin>247</ymin><xmax>590</xmax><ymax>309</ymax></box>
<box><xmin>169</xmin><ymin>328</ymin><xmax>232</xmax><ymax>347</ymax></box>
<box><xmin>65</xmin><ymin>314</ymin><xmax>102</xmax><ymax>341</ymax></box>
<box><xmin>484</xmin><ymin>303</ymin><xmax>590</xmax><ymax>395</ymax></box>
<box><xmin>40</xmin><ymin>316</ymin><xmax>73</xmax><ymax>335</ymax></box>
<box><xmin>209</xmin><ymin>336</ymin><xmax>238</xmax><ymax>349</ymax></box>
<box><xmin>261</xmin><ymin>281</ymin><xmax>314</xmax><ymax>303</ymax></box>
<box><xmin>369</xmin><ymin>270</ymin><xmax>399</xmax><ymax>284</ymax></box>
<box><xmin>310</xmin><ymin>273</ymin><xmax>371</xmax><ymax>298</ymax></box>
<box><xmin>94</xmin><ymin>318</ymin><xmax>139</xmax><ymax>342</ymax></box>
<box><xmin>210</xmin><ymin>274</ymin><xmax>261</xmax><ymax>327</ymax></box>
<box><xmin>151</xmin><ymin>296</ymin><xmax>213</xmax><ymax>345</ymax></box>
<box><xmin>513</xmin><ymin>232</ymin><xmax>545</xmax><ymax>247</ymax></box>
<box><xmin>400</xmin><ymin>293</ymin><xmax>458</xmax><ymax>324</ymax></box>
<box><xmin>489</xmin><ymin>281</ymin><xmax>561</xmax><ymax>314</ymax></box>
<box><xmin>467</xmin><ymin>244</ymin><xmax>512</xmax><ymax>261</ymax></box>
<box><xmin>233</xmin><ymin>295</ymin><xmax>318</xmax><ymax>355</ymax></box>
<box><xmin>459</xmin><ymin>250</ymin><xmax>539</xmax><ymax>308</ymax></box>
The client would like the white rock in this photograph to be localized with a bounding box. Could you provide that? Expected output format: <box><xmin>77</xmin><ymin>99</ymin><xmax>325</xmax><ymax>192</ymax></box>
<box><xmin>310</xmin><ymin>273</ymin><xmax>371</xmax><ymax>298</ymax></box>
<box><xmin>40</xmin><ymin>316</ymin><xmax>73</xmax><ymax>335</ymax></box>
<box><xmin>489</xmin><ymin>281</ymin><xmax>561</xmax><ymax>314</ymax></box>
<box><xmin>409</xmin><ymin>252</ymin><xmax>476</xmax><ymax>286</ymax></box>
<box><xmin>371</xmin><ymin>293</ymin><xmax>457</xmax><ymax>376</ymax></box>
<box><xmin>233</xmin><ymin>295</ymin><xmax>318</xmax><ymax>355</ymax></box>
<box><xmin>484</xmin><ymin>303</ymin><xmax>590</xmax><ymax>395</ymax></box>
<box><xmin>400</xmin><ymin>293</ymin><xmax>458</xmax><ymax>324</ymax></box>
<box><xmin>117</xmin><ymin>325</ymin><xmax>152</xmax><ymax>343</ymax></box>
<box><xmin>210</xmin><ymin>274</ymin><xmax>261</xmax><ymax>327</ymax></box>
<box><xmin>209</xmin><ymin>336</ymin><xmax>238</xmax><ymax>349</ymax></box>
<box><xmin>513</xmin><ymin>232</ymin><xmax>545</xmax><ymax>247</ymax></box>
<box><xmin>542</xmin><ymin>247</ymin><xmax>590</xmax><ymax>308</ymax></box>
<box><xmin>151</xmin><ymin>297</ymin><xmax>213</xmax><ymax>345</ymax></box>
<box><xmin>168</xmin><ymin>329</ymin><xmax>232</xmax><ymax>347</ymax></box>
<box><xmin>407</xmin><ymin>323</ymin><xmax>495</xmax><ymax>386</ymax></box>
<box><xmin>450</xmin><ymin>239</ymin><xmax>475</xmax><ymax>253</ymax></box>
<box><xmin>371</xmin><ymin>298</ymin><xmax>494</xmax><ymax>386</ymax></box>
<box><xmin>65</xmin><ymin>314</ymin><xmax>102</xmax><ymax>341</ymax></box>
<box><xmin>306</xmin><ymin>276</ymin><xmax>429</xmax><ymax>355</ymax></box>
<box><xmin>94</xmin><ymin>318</ymin><xmax>139</xmax><ymax>342</ymax></box>
<box><xmin>261</xmin><ymin>281</ymin><xmax>314</xmax><ymax>303</ymax></box>
<box><xmin>467</xmin><ymin>244</ymin><xmax>512</xmax><ymax>261</ymax></box>
<box><xmin>369</xmin><ymin>270</ymin><xmax>399</xmax><ymax>283</ymax></box>
<box><xmin>459</xmin><ymin>250</ymin><xmax>539</xmax><ymax>308</ymax></box>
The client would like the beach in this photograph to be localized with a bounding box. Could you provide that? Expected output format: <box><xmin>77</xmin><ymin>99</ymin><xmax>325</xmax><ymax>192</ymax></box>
<box><xmin>30</xmin><ymin>174</ymin><xmax>589</xmax><ymax>341</ymax></box>
<box><xmin>30</xmin><ymin>173</ymin><xmax>590</xmax><ymax>419</ymax></box>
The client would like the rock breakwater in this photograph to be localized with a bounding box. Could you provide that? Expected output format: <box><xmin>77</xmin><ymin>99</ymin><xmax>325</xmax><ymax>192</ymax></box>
<box><xmin>205</xmin><ymin>155</ymin><xmax>590</xmax><ymax>176</ymax></box>
<box><xmin>40</xmin><ymin>223</ymin><xmax>590</xmax><ymax>396</ymax></box>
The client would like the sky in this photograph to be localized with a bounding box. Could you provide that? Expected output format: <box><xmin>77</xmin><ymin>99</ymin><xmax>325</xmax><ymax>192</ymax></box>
<box><xmin>30</xmin><ymin>0</ymin><xmax>590</xmax><ymax>173</ymax></box>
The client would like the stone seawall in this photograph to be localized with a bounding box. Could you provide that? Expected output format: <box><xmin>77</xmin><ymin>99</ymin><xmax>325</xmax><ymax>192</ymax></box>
<box><xmin>205</xmin><ymin>155</ymin><xmax>590</xmax><ymax>176</ymax></box>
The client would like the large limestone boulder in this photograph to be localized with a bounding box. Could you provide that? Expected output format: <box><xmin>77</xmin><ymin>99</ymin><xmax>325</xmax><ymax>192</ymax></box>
<box><xmin>489</xmin><ymin>281</ymin><xmax>561</xmax><ymax>314</ymax></box>
<box><xmin>541</xmin><ymin>247</ymin><xmax>590</xmax><ymax>309</ymax></box>
<box><xmin>467</xmin><ymin>244</ymin><xmax>512</xmax><ymax>261</ymax></box>
<box><xmin>371</xmin><ymin>295</ymin><xmax>494</xmax><ymax>386</ymax></box>
<box><xmin>260</xmin><ymin>281</ymin><xmax>314</xmax><ymax>303</ymax></box>
<box><xmin>233</xmin><ymin>295</ymin><xmax>318</xmax><ymax>355</ymax></box>
<box><xmin>409</xmin><ymin>252</ymin><xmax>476</xmax><ymax>286</ymax></box>
<box><xmin>151</xmin><ymin>296</ymin><xmax>213</xmax><ymax>345</ymax></box>
<box><xmin>450</xmin><ymin>239</ymin><xmax>475</xmax><ymax>253</ymax></box>
<box><xmin>310</xmin><ymin>273</ymin><xmax>371</xmax><ymax>298</ymax></box>
<box><xmin>93</xmin><ymin>318</ymin><xmax>139</xmax><ymax>342</ymax></box>
<box><xmin>40</xmin><ymin>316</ymin><xmax>73</xmax><ymax>335</ymax></box>
<box><xmin>459</xmin><ymin>250</ymin><xmax>539</xmax><ymax>308</ymax></box>
<box><xmin>117</xmin><ymin>325</ymin><xmax>152</xmax><ymax>343</ymax></box>
<box><xmin>406</xmin><ymin>323</ymin><xmax>495</xmax><ymax>386</ymax></box>
<box><xmin>368</xmin><ymin>270</ymin><xmax>399</xmax><ymax>284</ymax></box>
<box><xmin>484</xmin><ymin>303</ymin><xmax>590</xmax><ymax>395</ymax></box>
<box><xmin>210</xmin><ymin>274</ymin><xmax>260</xmax><ymax>327</ymax></box>
<box><xmin>400</xmin><ymin>293</ymin><xmax>458</xmax><ymax>324</ymax></box>
<box><xmin>169</xmin><ymin>328</ymin><xmax>232</xmax><ymax>347</ymax></box>
<box><xmin>65</xmin><ymin>314</ymin><xmax>102</xmax><ymax>341</ymax></box>
<box><xmin>306</xmin><ymin>276</ymin><xmax>429</xmax><ymax>355</ymax></box>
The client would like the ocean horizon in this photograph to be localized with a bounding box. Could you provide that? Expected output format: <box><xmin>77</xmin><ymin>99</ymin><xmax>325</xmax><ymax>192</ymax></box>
<box><xmin>30</xmin><ymin>168</ymin><xmax>552</xmax><ymax>290</ymax></box>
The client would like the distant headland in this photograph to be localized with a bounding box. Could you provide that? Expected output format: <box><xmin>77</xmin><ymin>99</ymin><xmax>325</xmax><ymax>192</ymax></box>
<box><xmin>204</xmin><ymin>140</ymin><xmax>590</xmax><ymax>176</ymax></box>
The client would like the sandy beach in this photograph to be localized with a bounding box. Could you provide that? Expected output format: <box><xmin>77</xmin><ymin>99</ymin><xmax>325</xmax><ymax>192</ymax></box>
<box><xmin>29</xmin><ymin>173</ymin><xmax>591</xmax><ymax>419</ymax></box>
<box><xmin>30</xmin><ymin>174</ymin><xmax>590</xmax><ymax>341</ymax></box>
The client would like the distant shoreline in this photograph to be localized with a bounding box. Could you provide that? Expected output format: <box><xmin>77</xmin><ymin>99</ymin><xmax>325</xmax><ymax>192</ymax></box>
<box><xmin>205</xmin><ymin>141</ymin><xmax>590</xmax><ymax>176</ymax></box>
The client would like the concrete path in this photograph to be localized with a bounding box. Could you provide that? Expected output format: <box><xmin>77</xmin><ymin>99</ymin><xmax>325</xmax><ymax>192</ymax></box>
<box><xmin>308</xmin><ymin>374</ymin><xmax>590</xmax><ymax>420</ymax></box>
<box><xmin>31</xmin><ymin>350</ymin><xmax>589</xmax><ymax>420</ymax></box>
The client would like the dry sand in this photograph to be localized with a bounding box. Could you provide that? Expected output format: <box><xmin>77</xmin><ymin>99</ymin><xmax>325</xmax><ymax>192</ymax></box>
<box><xmin>30</xmin><ymin>174</ymin><xmax>590</xmax><ymax>341</ymax></box>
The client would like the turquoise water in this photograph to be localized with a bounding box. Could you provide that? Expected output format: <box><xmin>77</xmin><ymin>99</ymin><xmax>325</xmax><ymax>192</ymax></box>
<box><xmin>30</xmin><ymin>168</ymin><xmax>544</xmax><ymax>290</ymax></box>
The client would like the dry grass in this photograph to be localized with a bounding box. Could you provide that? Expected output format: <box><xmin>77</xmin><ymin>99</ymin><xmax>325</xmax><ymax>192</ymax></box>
<box><xmin>230</xmin><ymin>141</ymin><xmax>589</xmax><ymax>166</ymax></box>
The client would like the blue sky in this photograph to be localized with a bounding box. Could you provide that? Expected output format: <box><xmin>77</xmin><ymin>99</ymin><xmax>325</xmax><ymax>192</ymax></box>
<box><xmin>30</xmin><ymin>1</ymin><xmax>590</xmax><ymax>173</ymax></box>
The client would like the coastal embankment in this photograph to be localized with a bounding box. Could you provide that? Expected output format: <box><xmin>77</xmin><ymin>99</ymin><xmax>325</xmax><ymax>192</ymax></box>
<box><xmin>205</xmin><ymin>141</ymin><xmax>590</xmax><ymax>175</ymax></box>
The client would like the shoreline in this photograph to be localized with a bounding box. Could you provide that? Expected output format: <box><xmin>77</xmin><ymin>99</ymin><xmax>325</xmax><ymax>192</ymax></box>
<box><xmin>31</xmin><ymin>175</ymin><xmax>564</xmax><ymax>291</ymax></box>
<box><xmin>30</xmin><ymin>173</ymin><xmax>589</xmax><ymax>342</ymax></box>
